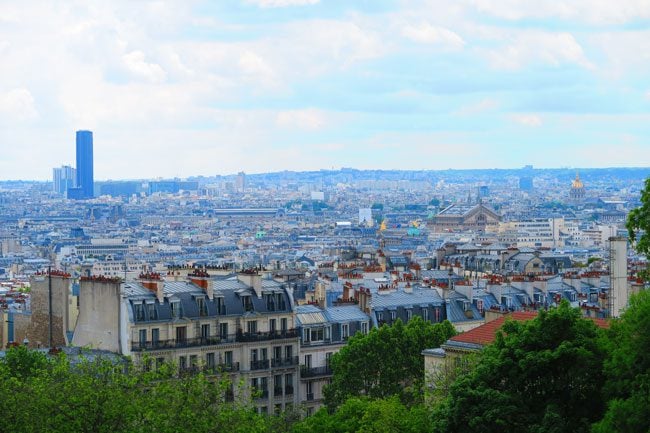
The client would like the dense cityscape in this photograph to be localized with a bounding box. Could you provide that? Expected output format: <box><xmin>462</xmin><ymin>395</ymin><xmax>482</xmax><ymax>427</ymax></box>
<box><xmin>0</xmin><ymin>130</ymin><xmax>649</xmax><ymax>432</ymax></box>
<box><xmin>3</xmin><ymin>1</ymin><xmax>650</xmax><ymax>432</ymax></box>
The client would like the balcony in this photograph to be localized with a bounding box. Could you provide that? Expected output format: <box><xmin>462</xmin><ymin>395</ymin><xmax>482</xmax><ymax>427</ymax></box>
<box><xmin>204</xmin><ymin>362</ymin><xmax>240</xmax><ymax>374</ymax></box>
<box><xmin>131</xmin><ymin>335</ymin><xmax>237</xmax><ymax>352</ymax></box>
<box><xmin>236</xmin><ymin>329</ymin><xmax>299</xmax><ymax>343</ymax></box>
<box><xmin>250</xmin><ymin>359</ymin><xmax>270</xmax><ymax>371</ymax></box>
<box><xmin>300</xmin><ymin>365</ymin><xmax>333</xmax><ymax>379</ymax></box>
<box><xmin>271</xmin><ymin>356</ymin><xmax>299</xmax><ymax>368</ymax></box>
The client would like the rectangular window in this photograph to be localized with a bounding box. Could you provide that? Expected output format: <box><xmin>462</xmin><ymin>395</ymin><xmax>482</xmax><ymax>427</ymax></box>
<box><xmin>206</xmin><ymin>352</ymin><xmax>215</xmax><ymax>368</ymax></box>
<box><xmin>156</xmin><ymin>357</ymin><xmax>165</xmax><ymax>369</ymax></box>
<box><xmin>390</xmin><ymin>310</ymin><xmax>396</xmax><ymax>320</ymax></box>
<box><xmin>139</xmin><ymin>329</ymin><xmax>147</xmax><ymax>347</ymax></box>
<box><xmin>134</xmin><ymin>303</ymin><xmax>145</xmax><ymax>321</ymax></box>
<box><xmin>151</xmin><ymin>328</ymin><xmax>159</xmax><ymax>346</ymax></box>
<box><xmin>277</xmin><ymin>293</ymin><xmax>286</xmax><ymax>310</ymax></box>
<box><xmin>175</xmin><ymin>326</ymin><xmax>187</xmax><ymax>343</ymax></box>
<box><xmin>274</xmin><ymin>374</ymin><xmax>283</xmax><ymax>396</ymax></box>
<box><xmin>285</xmin><ymin>345</ymin><xmax>293</xmax><ymax>359</ymax></box>
<box><xmin>251</xmin><ymin>349</ymin><xmax>258</xmax><ymax>362</ymax></box>
<box><xmin>197</xmin><ymin>297</ymin><xmax>208</xmax><ymax>316</ymax></box>
<box><xmin>304</xmin><ymin>354</ymin><xmax>312</xmax><ymax>369</ymax></box>
<box><xmin>147</xmin><ymin>303</ymin><xmax>157</xmax><ymax>320</ymax></box>
<box><xmin>377</xmin><ymin>311</ymin><xmax>383</xmax><ymax>322</ymax></box>
<box><xmin>190</xmin><ymin>355</ymin><xmax>198</xmax><ymax>368</ymax></box>
<box><xmin>201</xmin><ymin>324</ymin><xmax>210</xmax><ymax>339</ymax></box>
<box><xmin>269</xmin><ymin>318</ymin><xmax>277</xmax><ymax>333</ymax></box>
<box><xmin>216</xmin><ymin>297</ymin><xmax>226</xmax><ymax>315</ymax></box>
<box><xmin>361</xmin><ymin>322</ymin><xmax>369</xmax><ymax>334</ymax></box>
<box><xmin>224</xmin><ymin>351</ymin><xmax>233</xmax><ymax>366</ymax></box>
<box><xmin>325</xmin><ymin>352</ymin><xmax>333</xmax><ymax>366</ymax></box>
<box><xmin>273</xmin><ymin>346</ymin><xmax>282</xmax><ymax>361</ymax></box>
<box><xmin>341</xmin><ymin>324</ymin><xmax>349</xmax><ymax>339</ymax></box>
<box><xmin>281</xmin><ymin>318</ymin><xmax>288</xmax><ymax>331</ymax></box>
<box><xmin>422</xmin><ymin>308</ymin><xmax>429</xmax><ymax>321</ymax></box>
<box><xmin>285</xmin><ymin>374</ymin><xmax>293</xmax><ymax>395</ymax></box>
<box><xmin>310</xmin><ymin>327</ymin><xmax>324</xmax><ymax>342</ymax></box>
<box><xmin>434</xmin><ymin>307</ymin><xmax>440</xmax><ymax>322</ymax></box>
<box><xmin>170</xmin><ymin>301</ymin><xmax>181</xmax><ymax>318</ymax></box>
<box><xmin>303</xmin><ymin>328</ymin><xmax>311</xmax><ymax>343</ymax></box>
<box><xmin>406</xmin><ymin>309</ymin><xmax>412</xmax><ymax>321</ymax></box>
<box><xmin>219</xmin><ymin>322</ymin><xmax>228</xmax><ymax>339</ymax></box>
<box><xmin>266</xmin><ymin>294</ymin><xmax>275</xmax><ymax>311</ymax></box>
<box><xmin>261</xmin><ymin>348</ymin><xmax>268</xmax><ymax>361</ymax></box>
<box><xmin>242</xmin><ymin>296</ymin><xmax>253</xmax><ymax>312</ymax></box>
<box><xmin>179</xmin><ymin>356</ymin><xmax>187</xmax><ymax>371</ymax></box>
<box><xmin>247</xmin><ymin>320</ymin><xmax>258</xmax><ymax>334</ymax></box>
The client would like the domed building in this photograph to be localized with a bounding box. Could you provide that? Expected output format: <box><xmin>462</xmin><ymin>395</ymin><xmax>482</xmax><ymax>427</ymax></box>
<box><xmin>569</xmin><ymin>172</ymin><xmax>586</xmax><ymax>202</ymax></box>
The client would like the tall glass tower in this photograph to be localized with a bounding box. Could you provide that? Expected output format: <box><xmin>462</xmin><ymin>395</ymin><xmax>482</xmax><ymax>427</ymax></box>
<box><xmin>75</xmin><ymin>130</ymin><xmax>94</xmax><ymax>199</ymax></box>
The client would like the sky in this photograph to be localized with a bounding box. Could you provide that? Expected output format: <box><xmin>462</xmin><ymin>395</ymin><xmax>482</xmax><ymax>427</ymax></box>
<box><xmin>1</xmin><ymin>0</ymin><xmax>650</xmax><ymax>180</ymax></box>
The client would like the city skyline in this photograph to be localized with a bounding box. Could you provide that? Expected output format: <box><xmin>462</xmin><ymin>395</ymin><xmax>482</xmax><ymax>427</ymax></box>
<box><xmin>1</xmin><ymin>1</ymin><xmax>650</xmax><ymax>180</ymax></box>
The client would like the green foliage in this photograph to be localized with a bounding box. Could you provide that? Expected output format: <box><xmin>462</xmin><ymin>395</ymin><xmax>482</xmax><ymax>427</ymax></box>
<box><xmin>434</xmin><ymin>302</ymin><xmax>606</xmax><ymax>433</ymax></box>
<box><xmin>626</xmin><ymin>177</ymin><xmax>650</xmax><ymax>279</ymax></box>
<box><xmin>593</xmin><ymin>290</ymin><xmax>650</xmax><ymax>433</ymax></box>
<box><xmin>293</xmin><ymin>397</ymin><xmax>431</xmax><ymax>433</ymax></box>
<box><xmin>0</xmin><ymin>349</ymin><xmax>273</xmax><ymax>433</ymax></box>
<box><xmin>324</xmin><ymin>317</ymin><xmax>455</xmax><ymax>410</ymax></box>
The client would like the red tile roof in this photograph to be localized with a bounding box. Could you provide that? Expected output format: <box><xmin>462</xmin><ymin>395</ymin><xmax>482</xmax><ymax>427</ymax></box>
<box><xmin>449</xmin><ymin>311</ymin><xmax>609</xmax><ymax>346</ymax></box>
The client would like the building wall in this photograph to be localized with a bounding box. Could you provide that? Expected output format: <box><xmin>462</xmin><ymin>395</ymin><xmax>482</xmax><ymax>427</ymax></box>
<box><xmin>21</xmin><ymin>274</ymin><xmax>70</xmax><ymax>348</ymax></box>
<box><xmin>72</xmin><ymin>279</ymin><xmax>121</xmax><ymax>352</ymax></box>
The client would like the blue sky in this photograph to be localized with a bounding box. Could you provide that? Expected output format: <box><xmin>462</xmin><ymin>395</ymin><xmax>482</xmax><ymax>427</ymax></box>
<box><xmin>1</xmin><ymin>0</ymin><xmax>649</xmax><ymax>180</ymax></box>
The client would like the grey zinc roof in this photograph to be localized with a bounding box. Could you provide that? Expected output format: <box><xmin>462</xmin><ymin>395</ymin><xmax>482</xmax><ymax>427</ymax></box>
<box><xmin>324</xmin><ymin>305</ymin><xmax>371</xmax><ymax>323</ymax></box>
<box><xmin>370</xmin><ymin>288</ymin><xmax>443</xmax><ymax>309</ymax></box>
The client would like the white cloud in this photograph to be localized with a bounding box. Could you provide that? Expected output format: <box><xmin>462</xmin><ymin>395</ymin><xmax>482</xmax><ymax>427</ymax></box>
<box><xmin>245</xmin><ymin>0</ymin><xmax>320</xmax><ymax>8</ymax></box>
<box><xmin>276</xmin><ymin>109</ymin><xmax>326</xmax><ymax>129</ymax></box>
<box><xmin>487</xmin><ymin>31</ymin><xmax>592</xmax><ymax>70</ymax></box>
<box><xmin>646</xmin><ymin>91</ymin><xmax>650</xmax><ymax>100</ymax></box>
<box><xmin>511</xmin><ymin>114</ymin><xmax>542</xmax><ymax>127</ymax></box>
<box><xmin>0</xmin><ymin>88</ymin><xmax>38</xmax><ymax>121</ymax></box>
<box><xmin>401</xmin><ymin>23</ymin><xmax>465</xmax><ymax>50</ymax></box>
<box><xmin>453</xmin><ymin>98</ymin><xmax>499</xmax><ymax>116</ymax></box>
<box><xmin>467</xmin><ymin>0</ymin><xmax>650</xmax><ymax>25</ymax></box>
<box><xmin>123</xmin><ymin>50</ymin><xmax>167</xmax><ymax>83</ymax></box>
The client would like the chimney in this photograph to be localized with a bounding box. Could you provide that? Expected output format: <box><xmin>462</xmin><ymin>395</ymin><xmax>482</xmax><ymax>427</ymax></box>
<box><xmin>315</xmin><ymin>281</ymin><xmax>327</xmax><ymax>308</ymax></box>
<box><xmin>454</xmin><ymin>279</ymin><xmax>473</xmax><ymax>302</ymax></box>
<box><xmin>238</xmin><ymin>269</ymin><xmax>263</xmax><ymax>298</ymax></box>
<box><xmin>343</xmin><ymin>282</ymin><xmax>351</xmax><ymax>302</ymax></box>
<box><xmin>188</xmin><ymin>269</ymin><xmax>213</xmax><ymax>300</ymax></box>
<box><xmin>139</xmin><ymin>272</ymin><xmax>164</xmax><ymax>303</ymax></box>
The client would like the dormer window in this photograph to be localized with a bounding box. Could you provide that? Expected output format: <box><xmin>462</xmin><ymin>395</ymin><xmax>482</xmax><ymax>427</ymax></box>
<box><xmin>170</xmin><ymin>300</ymin><xmax>181</xmax><ymax>318</ymax></box>
<box><xmin>147</xmin><ymin>302</ymin><xmax>157</xmax><ymax>320</ymax></box>
<box><xmin>266</xmin><ymin>294</ymin><xmax>275</xmax><ymax>311</ymax></box>
<box><xmin>196</xmin><ymin>297</ymin><xmax>208</xmax><ymax>317</ymax></box>
<box><xmin>215</xmin><ymin>297</ymin><xmax>226</xmax><ymax>315</ymax></box>
<box><xmin>242</xmin><ymin>295</ymin><xmax>253</xmax><ymax>312</ymax></box>
<box><xmin>134</xmin><ymin>302</ymin><xmax>145</xmax><ymax>321</ymax></box>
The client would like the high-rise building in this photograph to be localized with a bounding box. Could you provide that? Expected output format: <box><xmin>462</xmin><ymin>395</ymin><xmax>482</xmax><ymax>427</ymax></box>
<box><xmin>52</xmin><ymin>165</ymin><xmax>76</xmax><ymax>195</ymax></box>
<box><xmin>236</xmin><ymin>171</ymin><xmax>246</xmax><ymax>192</ymax></box>
<box><xmin>68</xmin><ymin>130</ymin><xmax>94</xmax><ymax>199</ymax></box>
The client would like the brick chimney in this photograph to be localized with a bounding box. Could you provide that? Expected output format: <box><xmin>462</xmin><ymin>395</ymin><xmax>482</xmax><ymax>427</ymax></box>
<box><xmin>188</xmin><ymin>269</ymin><xmax>213</xmax><ymax>300</ymax></box>
<box><xmin>139</xmin><ymin>272</ymin><xmax>164</xmax><ymax>303</ymax></box>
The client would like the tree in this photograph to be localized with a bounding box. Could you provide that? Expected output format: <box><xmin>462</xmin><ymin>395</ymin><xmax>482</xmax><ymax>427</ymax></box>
<box><xmin>626</xmin><ymin>177</ymin><xmax>650</xmax><ymax>279</ymax></box>
<box><xmin>293</xmin><ymin>397</ymin><xmax>431</xmax><ymax>433</ymax></box>
<box><xmin>434</xmin><ymin>302</ymin><xmax>606</xmax><ymax>433</ymax></box>
<box><xmin>323</xmin><ymin>317</ymin><xmax>455</xmax><ymax>410</ymax></box>
<box><xmin>0</xmin><ymin>347</ymin><xmax>273</xmax><ymax>433</ymax></box>
<box><xmin>593</xmin><ymin>290</ymin><xmax>650</xmax><ymax>433</ymax></box>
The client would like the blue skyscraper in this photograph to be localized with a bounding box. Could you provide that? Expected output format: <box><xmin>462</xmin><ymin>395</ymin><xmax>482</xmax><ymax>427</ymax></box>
<box><xmin>74</xmin><ymin>130</ymin><xmax>94</xmax><ymax>199</ymax></box>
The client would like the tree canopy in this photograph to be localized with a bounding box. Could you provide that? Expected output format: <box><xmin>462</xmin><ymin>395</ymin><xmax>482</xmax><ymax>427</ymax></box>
<box><xmin>594</xmin><ymin>290</ymin><xmax>650</xmax><ymax>433</ymax></box>
<box><xmin>433</xmin><ymin>302</ymin><xmax>607</xmax><ymax>433</ymax></box>
<box><xmin>627</xmin><ymin>177</ymin><xmax>650</xmax><ymax>279</ymax></box>
<box><xmin>324</xmin><ymin>317</ymin><xmax>455</xmax><ymax>410</ymax></box>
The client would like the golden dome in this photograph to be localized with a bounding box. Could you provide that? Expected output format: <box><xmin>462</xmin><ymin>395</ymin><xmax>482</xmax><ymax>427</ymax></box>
<box><xmin>571</xmin><ymin>172</ymin><xmax>584</xmax><ymax>189</ymax></box>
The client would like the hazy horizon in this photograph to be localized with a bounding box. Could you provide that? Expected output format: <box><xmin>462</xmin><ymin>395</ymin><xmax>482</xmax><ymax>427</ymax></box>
<box><xmin>1</xmin><ymin>1</ymin><xmax>649</xmax><ymax>180</ymax></box>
